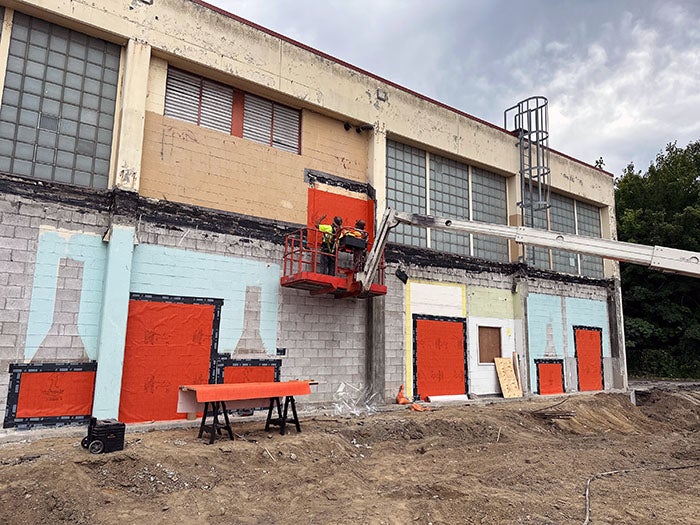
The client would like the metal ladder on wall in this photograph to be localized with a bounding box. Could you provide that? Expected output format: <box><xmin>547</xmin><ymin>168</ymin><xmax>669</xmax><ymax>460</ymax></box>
<box><xmin>504</xmin><ymin>96</ymin><xmax>552</xmax><ymax>265</ymax></box>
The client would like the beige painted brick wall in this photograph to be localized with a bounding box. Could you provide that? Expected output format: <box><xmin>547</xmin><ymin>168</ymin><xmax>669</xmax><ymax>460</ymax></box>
<box><xmin>139</xmin><ymin>108</ymin><xmax>369</xmax><ymax>224</ymax></box>
<box><xmin>301</xmin><ymin>110</ymin><xmax>369</xmax><ymax>182</ymax></box>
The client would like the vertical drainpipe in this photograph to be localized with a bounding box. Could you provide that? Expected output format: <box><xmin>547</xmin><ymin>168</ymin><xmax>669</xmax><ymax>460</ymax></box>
<box><xmin>92</xmin><ymin>225</ymin><xmax>135</xmax><ymax>419</ymax></box>
<box><xmin>366</xmin><ymin>121</ymin><xmax>387</xmax><ymax>402</ymax></box>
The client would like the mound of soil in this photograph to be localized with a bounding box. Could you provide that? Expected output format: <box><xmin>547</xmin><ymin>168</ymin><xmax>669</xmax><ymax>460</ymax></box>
<box><xmin>1</xmin><ymin>389</ymin><xmax>698</xmax><ymax>524</ymax></box>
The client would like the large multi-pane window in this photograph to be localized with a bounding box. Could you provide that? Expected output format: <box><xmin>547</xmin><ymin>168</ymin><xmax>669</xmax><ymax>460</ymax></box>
<box><xmin>524</xmin><ymin>207</ymin><xmax>550</xmax><ymax>270</ymax></box>
<box><xmin>164</xmin><ymin>67</ymin><xmax>301</xmax><ymax>154</ymax></box>
<box><xmin>472</xmin><ymin>168</ymin><xmax>509</xmax><ymax>262</ymax></box>
<box><xmin>386</xmin><ymin>140</ymin><xmax>508</xmax><ymax>262</ymax></box>
<box><xmin>0</xmin><ymin>11</ymin><xmax>120</xmax><ymax>189</ymax></box>
<box><xmin>430</xmin><ymin>154</ymin><xmax>469</xmax><ymax>255</ymax></box>
<box><xmin>386</xmin><ymin>140</ymin><xmax>427</xmax><ymax>247</ymax></box>
<box><xmin>525</xmin><ymin>193</ymin><xmax>604</xmax><ymax>277</ymax></box>
<box><xmin>550</xmin><ymin>193</ymin><xmax>578</xmax><ymax>273</ymax></box>
<box><xmin>577</xmin><ymin>201</ymin><xmax>604</xmax><ymax>277</ymax></box>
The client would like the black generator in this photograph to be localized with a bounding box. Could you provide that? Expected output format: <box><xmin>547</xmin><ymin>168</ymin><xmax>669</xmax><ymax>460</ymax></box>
<box><xmin>81</xmin><ymin>417</ymin><xmax>125</xmax><ymax>454</ymax></box>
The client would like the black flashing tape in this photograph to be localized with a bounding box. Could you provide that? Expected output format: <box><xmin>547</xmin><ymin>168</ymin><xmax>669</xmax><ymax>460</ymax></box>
<box><xmin>304</xmin><ymin>168</ymin><xmax>376</xmax><ymax>199</ymax></box>
<box><xmin>213</xmin><ymin>358</ymin><xmax>282</xmax><ymax>413</ymax></box>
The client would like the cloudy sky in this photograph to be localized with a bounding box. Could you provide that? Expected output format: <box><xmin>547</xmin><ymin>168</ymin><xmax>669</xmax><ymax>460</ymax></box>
<box><xmin>205</xmin><ymin>0</ymin><xmax>700</xmax><ymax>177</ymax></box>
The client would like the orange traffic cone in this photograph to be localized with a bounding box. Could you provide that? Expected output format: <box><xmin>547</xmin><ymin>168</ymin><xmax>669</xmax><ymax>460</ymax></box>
<box><xmin>396</xmin><ymin>384</ymin><xmax>410</xmax><ymax>405</ymax></box>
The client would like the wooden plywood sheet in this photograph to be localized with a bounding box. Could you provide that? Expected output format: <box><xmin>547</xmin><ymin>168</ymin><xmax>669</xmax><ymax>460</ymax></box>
<box><xmin>494</xmin><ymin>357</ymin><xmax>523</xmax><ymax>398</ymax></box>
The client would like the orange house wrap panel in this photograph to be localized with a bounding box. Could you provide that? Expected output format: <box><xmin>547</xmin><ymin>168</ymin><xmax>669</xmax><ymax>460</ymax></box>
<box><xmin>575</xmin><ymin>328</ymin><xmax>603</xmax><ymax>391</ymax></box>
<box><xmin>307</xmin><ymin>188</ymin><xmax>374</xmax><ymax>243</ymax></box>
<box><xmin>223</xmin><ymin>365</ymin><xmax>276</xmax><ymax>384</ymax></box>
<box><xmin>16</xmin><ymin>371</ymin><xmax>96</xmax><ymax>418</ymax></box>
<box><xmin>119</xmin><ymin>300</ymin><xmax>214</xmax><ymax>423</ymax></box>
<box><xmin>537</xmin><ymin>362</ymin><xmax>564</xmax><ymax>395</ymax></box>
<box><xmin>415</xmin><ymin>318</ymin><xmax>466</xmax><ymax>400</ymax></box>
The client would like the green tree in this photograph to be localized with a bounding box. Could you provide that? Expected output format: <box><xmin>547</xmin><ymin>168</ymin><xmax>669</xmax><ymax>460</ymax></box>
<box><xmin>615</xmin><ymin>141</ymin><xmax>700</xmax><ymax>378</ymax></box>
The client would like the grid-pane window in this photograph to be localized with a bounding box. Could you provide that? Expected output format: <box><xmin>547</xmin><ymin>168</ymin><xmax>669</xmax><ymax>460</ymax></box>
<box><xmin>550</xmin><ymin>193</ymin><xmax>578</xmax><ymax>274</ymax></box>
<box><xmin>0</xmin><ymin>12</ymin><xmax>119</xmax><ymax>188</ymax></box>
<box><xmin>430</xmin><ymin>154</ymin><xmax>469</xmax><ymax>256</ymax></box>
<box><xmin>387</xmin><ymin>140</ymin><xmax>427</xmax><ymax>247</ymax></box>
<box><xmin>577</xmin><ymin>201</ymin><xmax>604</xmax><ymax>277</ymax></box>
<box><xmin>525</xmin><ymin>207</ymin><xmax>550</xmax><ymax>270</ymax></box>
<box><xmin>164</xmin><ymin>68</ymin><xmax>234</xmax><ymax>134</ymax></box>
<box><xmin>243</xmin><ymin>94</ymin><xmax>300</xmax><ymax>154</ymax></box>
<box><xmin>472</xmin><ymin>167</ymin><xmax>509</xmax><ymax>262</ymax></box>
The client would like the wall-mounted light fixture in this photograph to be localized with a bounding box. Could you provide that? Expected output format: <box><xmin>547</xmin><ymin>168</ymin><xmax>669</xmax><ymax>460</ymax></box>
<box><xmin>343</xmin><ymin>122</ymin><xmax>352</xmax><ymax>131</ymax></box>
<box><xmin>356</xmin><ymin>124</ymin><xmax>374</xmax><ymax>133</ymax></box>
<box><xmin>395</xmin><ymin>268</ymin><xmax>409</xmax><ymax>284</ymax></box>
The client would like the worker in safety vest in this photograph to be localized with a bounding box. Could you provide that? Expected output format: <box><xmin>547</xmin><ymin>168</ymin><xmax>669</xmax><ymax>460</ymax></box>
<box><xmin>315</xmin><ymin>215</ymin><xmax>342</xmax><ymax>275</ymax></box>
<box><xmin>343</xmin><ymin>219</ymin><xmax>368</xmax><ymax>272</ymax></box>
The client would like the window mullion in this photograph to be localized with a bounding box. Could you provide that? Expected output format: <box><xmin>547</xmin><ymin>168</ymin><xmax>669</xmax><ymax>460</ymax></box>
<box><xmin>425</xmin><ymin>151</ymin><xmax>431</xmax><ymax>249</ymax></box>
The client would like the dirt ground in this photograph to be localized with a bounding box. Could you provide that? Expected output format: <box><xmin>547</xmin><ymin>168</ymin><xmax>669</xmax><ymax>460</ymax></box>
<box><xmin>1</xmin><ymin>385</ymin><xmax>698</xmax><ymax>525</ymax></box>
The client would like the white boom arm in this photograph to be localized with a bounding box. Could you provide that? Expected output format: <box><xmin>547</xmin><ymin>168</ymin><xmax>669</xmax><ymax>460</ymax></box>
<box><xmin>356</xmin><ymin>208</ymin><xmax>700</xmax><ymax>292</ymax></box>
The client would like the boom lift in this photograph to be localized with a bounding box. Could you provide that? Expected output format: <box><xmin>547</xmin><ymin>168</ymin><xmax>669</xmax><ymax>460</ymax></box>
<box><xmin>282</xmin><ymin>208</ymin><xmax>700</xmax><ymax>298</ymax></box>
<box><xmin>355</xmin><ymin>208</ymin><xmax>700</xmax><ymax>292</ymax></box>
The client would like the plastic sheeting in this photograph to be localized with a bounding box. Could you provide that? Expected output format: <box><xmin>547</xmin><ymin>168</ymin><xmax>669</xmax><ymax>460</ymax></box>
<box><xmin>333</xmin><ymin>382</ymin><xmax>379</xmax><ymax>416</ymax></box>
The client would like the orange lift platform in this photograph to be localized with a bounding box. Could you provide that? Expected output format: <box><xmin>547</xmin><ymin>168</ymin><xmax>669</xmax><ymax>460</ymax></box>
<box><xmin>281</xmin><ymin>227</ymin><xmax>387</xmax><ymax>298</ymax></box>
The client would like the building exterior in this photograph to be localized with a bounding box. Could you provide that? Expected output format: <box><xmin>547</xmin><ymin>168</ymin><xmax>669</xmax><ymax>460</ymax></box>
<box><xmin>0</xmin><ymin>0</ymin><xmax>625</xmax><ymax>430</ymax></box>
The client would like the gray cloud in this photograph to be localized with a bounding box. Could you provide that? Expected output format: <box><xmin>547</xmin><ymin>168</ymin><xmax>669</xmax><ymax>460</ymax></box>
<box><xmin>208</xmin><ymin>0</ymin><xmax>700</xmax><ymax>176</ymax></box>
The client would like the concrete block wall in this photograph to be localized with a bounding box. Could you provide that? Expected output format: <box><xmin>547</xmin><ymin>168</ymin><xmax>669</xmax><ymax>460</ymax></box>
<box><xmin>381</xmin><ymin>265</ymin><xmax>408</xmax><ymax>402</ymax></box>
<box><xmin>278</xmin><ymin>290</ymin><xmax>368</xmax><ymax>403</ymax></box>
<box><xmin>0</xmin><ymin>191</ymin><xmax>111</xmax><ymax>420</ymax></box>
<box><xmin>0</xmin><ymin>188</ymin><xmax>378</xmax><ymax>422</ymax></box>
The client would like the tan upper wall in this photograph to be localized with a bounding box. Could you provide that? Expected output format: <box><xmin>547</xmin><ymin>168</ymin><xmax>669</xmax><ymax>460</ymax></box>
<box><xmin>140</xmin><ymin>107</ymin><xmax>369</xmax><ymax>225</ymax></box>
<box><xmin>141</xmin><ymin>57</ymin><xmax>369</xmax><ymax>224</ymax></box>
<box><xmin>4</xmin><ymin>0</ymin><xmax>614</xmax><ymax>199</ymax></box>
<box><xmin>3</xmin><ymin>0</ymin><xmax>616</xmax><ymax>262</ymax></box>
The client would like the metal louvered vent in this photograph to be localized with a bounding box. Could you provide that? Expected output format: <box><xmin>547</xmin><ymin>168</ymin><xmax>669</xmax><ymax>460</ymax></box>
<box><xmin>272</xmin><ymin>104</ymin><xmax>300</xmax><ymax>153</ymax></box>
<box><xmin>243</xmin><ymin>94</ymin><xmax>300</xmax><ymax>153</ymax></box>
<box><xmin>243</xmin><ymin>94</ymin><xmax>273</xmax><ymax>145</ymax></box>
<box><xmin>200</xmin><ymin>80</ymin><xmax>233</xmax><ymax>133</ymax></box>
<box><xmin>164</xmin><ymin>68</ymin><xmax>200</xmax><ymax>125</ymax></box>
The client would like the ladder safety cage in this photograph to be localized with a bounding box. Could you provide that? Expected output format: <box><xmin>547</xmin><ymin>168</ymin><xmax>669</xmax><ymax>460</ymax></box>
<box><xmin>504</xmin><ymin>96</ymin><xmax>552</xmax><ymax>223</ymax></box>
